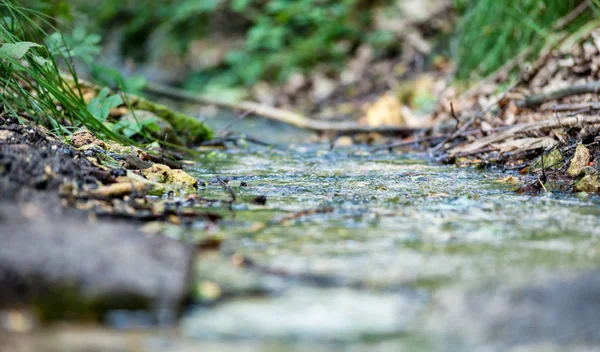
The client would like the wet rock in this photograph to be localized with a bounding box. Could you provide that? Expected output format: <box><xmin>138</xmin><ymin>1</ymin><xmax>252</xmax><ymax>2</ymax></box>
<box><xmin>529</xmin><ymin>149</ymin><xmax>563</xmax><ymax>173</ymax></box>
<box><xmin>567</xmin><ymin>144</ymin><xmax>590</xmax><ymax>177</ymax></box>
<box><xmin>252</xmin><ymin>195</ymin><xmax>267</xmax><ymax>205</ymax></box>
<box><xmin>0</xmin><ymin>204</ymin><xmax>194</xmax><ymax>321</ymax></box>
<box><xmin>433</xmin><ymin>270</ymin><xmax>600</xmax><ymax>350</ymax></box>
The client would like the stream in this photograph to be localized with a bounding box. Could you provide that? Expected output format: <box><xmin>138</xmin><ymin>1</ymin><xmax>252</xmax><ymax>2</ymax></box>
<box><xmin>172</xmin><ymin>111</ymin><xmax>600</xmax><ymax>351</ymax></box>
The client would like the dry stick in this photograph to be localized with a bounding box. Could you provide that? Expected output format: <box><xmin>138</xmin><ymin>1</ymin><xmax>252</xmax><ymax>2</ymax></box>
<box><xmin>373</xmin><ymin>124</ymin><xmax>518</xmax><ymax>152</ymax></box>
<box><xmin>145</xmin><ymin>82</ymin><xmax>421</xmax><ymax>136</ymax></box>
<box><xmin>449</xmin><ymin>115</ymin><xmax>600</xmax><ymax>156</ymax></box>
<box><xmin>431</xmin><ymin>83</ymin><xmax>516</xmax><ymax>153</ymax></box>
<box><xmin>517</xmin><ymin>81</ymin><xmax>600</xmax><ymax>109</ymax></box>
<box><xmin>543</xmin><ymin>102</ymin><xmax>600</xmax><ymax>112</ymax></box>
<box><xmin>371</xmin><ymin>134</ymin><xmax>443</xmax><ymax>152</ymax></box>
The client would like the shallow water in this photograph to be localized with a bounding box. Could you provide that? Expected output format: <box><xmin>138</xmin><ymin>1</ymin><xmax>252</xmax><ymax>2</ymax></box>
<box><xmin>164</xmin><ymin>114</ymin><xmax>600</xmax><ymax>351</ymax></box>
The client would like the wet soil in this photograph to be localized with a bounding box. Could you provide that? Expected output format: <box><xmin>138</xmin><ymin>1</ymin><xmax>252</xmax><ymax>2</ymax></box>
<box><xmin>0</xmin><ymin>116</ymin><xmax>194</xmax><ymax>320</ymax></box>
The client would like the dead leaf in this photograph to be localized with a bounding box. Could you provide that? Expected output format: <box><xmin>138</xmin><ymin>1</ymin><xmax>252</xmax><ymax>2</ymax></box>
<box><xmin>360</xmin><ymin>93</ymin><xmax>407</xmax><ymax>127</ymax></box>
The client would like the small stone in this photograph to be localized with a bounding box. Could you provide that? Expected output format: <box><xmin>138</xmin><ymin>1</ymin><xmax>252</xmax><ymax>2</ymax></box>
<box><xmin>0</xmin><ymin>130</ymin><xmax>15</xmax><ymax>141</ymax></box>
<box><xmin>568</xmin><ymin>144</ymin><xmax>591</xmax><ymax>177</ymax></box>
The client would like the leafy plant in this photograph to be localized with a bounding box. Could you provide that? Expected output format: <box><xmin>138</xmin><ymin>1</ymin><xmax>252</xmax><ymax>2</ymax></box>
<box><xmin>86</xmin><ymin>87</ymin><xmax>122</xmax><ymax>121</ymax></box>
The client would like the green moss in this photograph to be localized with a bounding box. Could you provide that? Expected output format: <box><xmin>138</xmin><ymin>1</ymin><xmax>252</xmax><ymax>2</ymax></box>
<box><xmin>32</xmin><ymin>285</ymin><xmax>148</xmax><ymax>322</ymax></box>
<box><xmin>133</xmin><ymin>98</ymin><xmax>213</xmax><ymax>144</ymax></box>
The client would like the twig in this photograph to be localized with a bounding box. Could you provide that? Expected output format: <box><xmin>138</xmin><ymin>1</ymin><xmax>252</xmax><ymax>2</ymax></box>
<box><xmin>145</xmin><ymin>81</ymin><xmax>421</xmax><ymax>136</ymax></box>
<box><xmin>431</xmin><ymin>83</ymin><xmax>516</xmax><ymax>153</ymax></box>
<box><xmin>371</xmin><ymin>134</ymin><xmax>444</xmax><ymax>152</ymax></box>
<box><xmin>542</xmin><ymin>102</ymin><xmax>600</xmax><ymax>113</ymax></box>
<box><xmin>449</xmin><ymin>115</ymin><xmax>600</xmax><ymax>156</ymax></box>
<box><xmin>450</xmin><ymin>102</ymin><xmax>459</xmax><ymax>129</ymax></box>
<box><xmin>517</xmin><ymin>81</ymin><xmax>600</xmax><ymax>109</ymax></box>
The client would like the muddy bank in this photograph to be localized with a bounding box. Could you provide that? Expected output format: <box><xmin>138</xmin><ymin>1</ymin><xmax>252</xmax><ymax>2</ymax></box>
<box><xmin>0</xmin><ymin>116</ymin><xmax>195</xmax><ymax>323</ymax></box>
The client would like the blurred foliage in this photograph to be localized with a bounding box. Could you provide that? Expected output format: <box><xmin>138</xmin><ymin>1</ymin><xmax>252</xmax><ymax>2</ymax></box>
<box><xmin>453</xmin><ymin>0</ymin><xmax>587</xmax><ymax>80</ymax></box>
<box><xmin>16</xmin><ymin>0</ymin><xmax>600</xmax><ymax>93</ymax></box>
<box><xmin>56</xmin><ymin>0</ymin><xmax>392</xmax><ymax>92</ymax></box>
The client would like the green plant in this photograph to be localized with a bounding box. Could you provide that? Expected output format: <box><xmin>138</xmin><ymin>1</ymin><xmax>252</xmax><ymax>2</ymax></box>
<box><xmin>0</xmin><ymin>0</ymin><xmax>134</xmax><ymax>141</ymax></box>
<box><xmin>0</xmin><ymin>0</ymin><xmax>164</xmax><ymax>144</ymax></box>
<box><xmin>453</xmin><ymin>0</ymin><xmax>585</xmax><ymax>80</ymax></box>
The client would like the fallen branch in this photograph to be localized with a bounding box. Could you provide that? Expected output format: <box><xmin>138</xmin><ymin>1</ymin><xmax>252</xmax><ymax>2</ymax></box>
<box><xmin>145</xmin><ymin>82</ymin><xmax>421</xmax><ymax>136</ymax></box>
<box><xmin>449</xmin><ymin>115</ymin><xmax>600</xmax><ymax>156</ymax></box>
<box><xmin>541</xmin><ymin>102</ymin><xmax>600</xmax><ymax>113</ymax></box>
<box><xmin>517</xmin><ymin>81</ymin><xmax>600</xmax><ymax>109</ymax></box>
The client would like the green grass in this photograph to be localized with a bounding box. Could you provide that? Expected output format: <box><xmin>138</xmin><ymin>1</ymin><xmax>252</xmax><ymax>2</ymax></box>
<box><xmin>0</xmin><ymin>0</ymin><xmax>129</xmax><ymax>142</ymax></box>
<box><xmin>453</xmin><ymin>0</ymin><xmax>587</xmax><ymax>81</ymax></box>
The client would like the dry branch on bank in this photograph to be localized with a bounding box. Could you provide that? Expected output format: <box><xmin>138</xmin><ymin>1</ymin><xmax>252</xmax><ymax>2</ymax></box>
<box><xmin>517</xmin><ymin>81</ymin><xmax>600</xmax><ymax>109</ymax></box>
<box><xmin>449</xmin><ymin>115</ymin><xmax>600</xmax><ymax>156</ymax></box>
<box><xmin>145</xmin><ymin>82</ymin><xmax>421</xmax><ymax>136</ymax></box>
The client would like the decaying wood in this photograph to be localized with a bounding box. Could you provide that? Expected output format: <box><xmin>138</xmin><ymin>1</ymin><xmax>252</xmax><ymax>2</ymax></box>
<box><xmin>145</xmin><ymin>82</ymin><xmax>421</xmax><ymax>136</ymax></box>
<box><xmin>449</xmin><ymin>115</ymin><xmax>600</xmax><ymax>156</ymax></box>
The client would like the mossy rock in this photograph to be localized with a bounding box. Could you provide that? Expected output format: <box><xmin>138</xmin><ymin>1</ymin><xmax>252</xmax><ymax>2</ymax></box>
<box><xmin>574</xmin><ymin>175</ymin><xmax>600</xmax><ymax>193</ymax></box>
<box><xmin>529</xmin><ymin>149</ymin><xmax>563</xmax><ymax>173</ymax></box>
<box><xmin>141</xmin><ymin>164</ymin><xmax>198</xmax><ymax>193</ymax></box>
<box><xmin>69</xmin><ymin>78</ymin><xmax>213</xmax><ymax>145</ymax></box>
<box><xmin>132</xmin><ymin>98</ymin><xmax>213</xmax><ymax>144</ymax></box>
<box><xmin>573</xmin><ymin>166</ymin><xmax>600</xmax><ymax>193</ymax></box>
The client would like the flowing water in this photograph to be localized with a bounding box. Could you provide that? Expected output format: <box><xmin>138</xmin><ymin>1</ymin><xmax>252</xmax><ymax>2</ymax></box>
<box><xmin>166</xmin><ymin>112</ymin><xmax>600</xmax><ymax>351</ymax></box>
